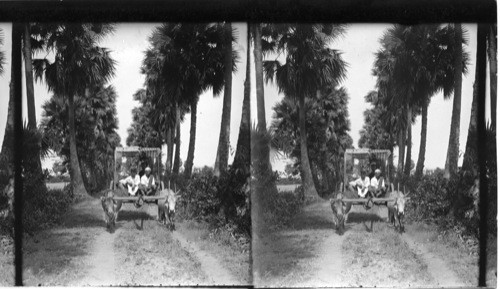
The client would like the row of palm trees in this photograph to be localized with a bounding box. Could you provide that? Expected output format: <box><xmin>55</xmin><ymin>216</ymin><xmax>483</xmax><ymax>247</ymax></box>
<box><xmin>371</xmin><ymin>23</ymin><xmax>496</xmax><ymax>180</ymax></box>
<box><xmin>0</xmin><ymin>23</ymin><xmax>117</xmax><ymax>195</ymax></box>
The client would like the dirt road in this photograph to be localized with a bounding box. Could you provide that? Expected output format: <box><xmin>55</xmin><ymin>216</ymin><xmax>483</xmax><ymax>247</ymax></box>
<box><xmin>22</xmin><ymin>197</ymin><xmax>249</xmax><ymax>286</ymax></box>
<box><xmin>254</xmin><ymin>198</ymin><xmax>492</xmax><ymax>287</ymax></box>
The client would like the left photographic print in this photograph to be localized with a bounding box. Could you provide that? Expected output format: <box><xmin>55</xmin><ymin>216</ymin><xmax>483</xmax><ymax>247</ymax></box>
<box><xmin>0</xmin><ymin>22</ymin><xmax>251</xmax><ymax>286</ymax></box>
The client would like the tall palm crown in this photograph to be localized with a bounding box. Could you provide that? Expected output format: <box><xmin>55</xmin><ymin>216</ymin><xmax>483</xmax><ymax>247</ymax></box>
<box><xmin>263</xmin><ymin>24</ymin><xmax>348</xmax><ymax>99</ymax></box>
<box><xmin>374</xmin><ymin>24</ymin><xmax>468</xmax><ymax>114</ymax></box>
<box><xmin>33</xmin><ymin>23</ymin><xmax>116</xmax><ymax>96</ymax></box>
<box><xmin>143</xmin><ymin>23</ymin><xmax>237</xmax><ymax>107</ymax></box>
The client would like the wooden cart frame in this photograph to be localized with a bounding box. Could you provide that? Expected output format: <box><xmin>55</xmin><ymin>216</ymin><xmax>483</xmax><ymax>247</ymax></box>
<box><xmin>109</xmin><ymin>146</ymin><xmax>167</xmax><ymax>203</ymax></box>
<box><xmin>340</xmin><ymin>148</ymin><xmax>406</xmax><ymax>205</ymax></box>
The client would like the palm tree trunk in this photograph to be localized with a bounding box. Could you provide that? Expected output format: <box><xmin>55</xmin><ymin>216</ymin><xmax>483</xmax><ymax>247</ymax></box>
<box><xmin>253</xmin><ymin>23</ymin><xmax>274</xmax><ymax>176</ymax></box>
<box><xmin>254</xmin><ymin>23</ymin><xmax>267</xmax><ymax>131</ymax></box>
<box><xmin>166</xmin><ymin>127</ymin><xmax>174</xmax><ymax>181</ymax></box>
<box><xmin>184</xmin><ymin>99</ymin><xmax>197</xmax><ymax>178</ymax></box>
<box><xmin>488</xmin><ymin>25</ymin><xmax>497</xmax><ymax>129</ymax></box>
<box><xmin>462</xmin><ymin>44</ymin><xmax>480</xmax><ymax>173</ymax></box>
<box><xmin>0</xmin><ymin>30</ymin><xmax>17</xmax><ymax>176</ymax></box>
<box><xmin>298</xmin><ymin>95</ymin><xmax>319</xmax><ymax>198</ymax></box>
<box><xmin>23</xmin><ymin>24</ymin><xmax>36</xmax><ymax>129</ymax></box>
<box><xmin>68</xmin><ymin>93</ymin><xmax>87</xmax><ymax>196</ymax></box>
<box><xmin>173</xmin><ymin>107</ymin><xmax>181</xmax><ymax>175</ymax></box>
<box><xmin>445</xmin><ymin>23</ymin><xmax>463</xmax><ymax>179</ymax></box>
<box><xmin>397</xmin><ymin>129</ymin><xmax>406</xmax><ymax>179</ymax></box>
<box><xmin>415</xmin><ymin>99</ymin><xmax>429</xmax><ymax>178</ymax></box>
<box><xmin>214</xmin><ymin>22</ymin><xmax>233</xmax><ymax>177</ymax></box>
<box><xmin>233</xmin><ymin>27</ymin><xmax>251</xmax><ymax>173</ymax></box>
<box><xmin>404</xmin><ymin>105</ymin><xmax>412</xmax><ymax>176</ymax></box>
<box><xmin>23</xmin><ymin>23</ymin><xmax>43</xmax><ymax>174</ymax></box>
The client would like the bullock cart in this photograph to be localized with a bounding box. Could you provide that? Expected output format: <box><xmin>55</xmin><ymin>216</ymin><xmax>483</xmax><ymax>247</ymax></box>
<box><xmin>331</xmin><ymin>149</ymin><xmax>410</xmax><ymax>233</ymax></box>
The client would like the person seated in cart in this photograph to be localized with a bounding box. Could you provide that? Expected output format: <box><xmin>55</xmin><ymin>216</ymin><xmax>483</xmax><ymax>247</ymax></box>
<box><xmin>118</xmin><ymin>167</ymin><xmax>140</xmax><ymax>196</ymax></box>
<box><xmin>138</xmin><ymin>166</ymin><xmax>157</xmax><ymax>196</ymax></box>
<box><xmin>367</xmin><ymin>168</ymin><xmax>385</xmax><ymax>198</ymax></box>
<box><xmin>348</xmin><ymin>171</ymin><xmax>371</xmax><ymax>198</ymax></box>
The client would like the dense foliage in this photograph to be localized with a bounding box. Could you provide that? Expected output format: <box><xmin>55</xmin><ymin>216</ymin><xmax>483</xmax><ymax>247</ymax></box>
<box><xmin>271</xmin><ymin>86</ymin><xmax>353</xmax><ymax>196</ymax></box>
<box><xmin>175</xmin><ymin>166</ymin><xmax>250</xmax><ymax>236</ymax></box>
<box><xmin>40</xmin><ymin>84</ymin><xmax>121</xmax><ymax>195</ymax></box>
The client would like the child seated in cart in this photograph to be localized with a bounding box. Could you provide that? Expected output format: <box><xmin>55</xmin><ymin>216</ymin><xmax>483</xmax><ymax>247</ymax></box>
<box><xmin>117</xmin><ymin>168</ymin><xmax>140</xmax><ymax>196</ymax></box>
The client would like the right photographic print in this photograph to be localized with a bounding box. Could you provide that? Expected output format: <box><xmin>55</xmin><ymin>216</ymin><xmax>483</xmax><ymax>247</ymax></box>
<box><xmin>251</xmin><ymin>23</ymin><xmax>496</xmax><ymax>287</ymax></box>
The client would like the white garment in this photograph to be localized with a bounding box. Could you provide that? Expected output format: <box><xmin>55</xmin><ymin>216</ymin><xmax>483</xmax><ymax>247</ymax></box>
<box><xmin>119</xmin><ymin>175</ymin><xmax>140</xmax><ymax>195</ymax></box>
<box><xmin>140</xmin><ymin>174</ymin><xmax>156</xmax><ymax>187</ymax></box>
<box><xmin>370</xmin><ymin>176</ymin><xmax>385</xmax><ymax>188</ymax></box>
<box><xmin>356</xmin><ymin>177</ymin><xmax>370</xmax><ymax>197</ymax></box>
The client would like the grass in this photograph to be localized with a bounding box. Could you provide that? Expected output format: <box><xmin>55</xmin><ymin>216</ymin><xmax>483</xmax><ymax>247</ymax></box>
<box><xmin>179</xmin><ymin>220</ymin><xmax>251</xmax><ymax>285</ymax></box>
<box><xmin>253</xmin><ymin>229</ymin><xmax>321</xmax><ymax>287</ymax></box>
<box><xmin>405</xmin><ymin>222</ymin><xmax>493</xmax><ymax>287</ymax></box>
<box><xmin>0</xmin><ymin>235</ymin><xmax>14</xmax><ymax>286</ymax></box>
<box><xmin>22</xmin><ymin>228</ymin><xmax>96</xmax><ymax>286</ymax></box>
<box><xmin>341</xmin><ymin>224</ymin><xmax>433</xmax><ymax>287</ymax></box>
<box><xmin>113</xmin><ymin>218</ymin><xmax>208</xmax><ymax>286</ymax></box>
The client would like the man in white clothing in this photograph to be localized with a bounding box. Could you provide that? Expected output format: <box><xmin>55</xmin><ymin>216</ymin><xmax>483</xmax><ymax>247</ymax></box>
<box><xmin>118</xmin><ymin>168</ymin><xmax>140</xmax><ymax>196</ymax></box>
<box><xmin>139</xmin><ymin>166</ymin><xmax>156</xmax><ymax>196</ymax></box>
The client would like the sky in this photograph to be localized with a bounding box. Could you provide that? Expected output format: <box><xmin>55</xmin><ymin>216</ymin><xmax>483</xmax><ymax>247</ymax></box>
<box><xmin>0</xmin><ymin>23</ymin><xmax>489</xmax><ymax>172</ymax></box>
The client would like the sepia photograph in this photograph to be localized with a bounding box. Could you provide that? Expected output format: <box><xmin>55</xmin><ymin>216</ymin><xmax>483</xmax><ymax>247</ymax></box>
<box><xmin>251</xmin><ymin>23</ymin><xmax>497</xmax><ymax>287</ymax></box>
<box><xmin>0</xmin><ymin>22</ymin><xmax>251</xmax><ymax>286</ymax></box>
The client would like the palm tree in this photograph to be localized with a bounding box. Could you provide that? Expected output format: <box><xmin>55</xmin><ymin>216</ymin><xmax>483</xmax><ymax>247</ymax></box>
<box><xmin>214</xmin><ymin>22</ymin><xmax>238</xmax><ymax>176</ymax></box>
<box><xmin>263</xmin><ymin>24</ymin><xmax>347</xmax><ymax>197</ymax></box>
<box><xmin>233</xmin><ymin>24</ymin><xmax>251</xmax><ymax>173</ymax></box>
<box><xmin>23</xmin><ymin>24</ymin><xmax>36</xmax><ymax>129</ymax></box>
<box><xmin>445</xmin><ymin>23</ymin><xmax>466</xmax><ymax>178</ymax></box>
<box><xmin>374</xmin><ymin>24</ymin><xmax>467</xmax><ymax>178</ymax></box>
<box><xmin>33</xmin><ymin>24</ymin><xmax>116</xmax><ymax>195</ymax></box>
<box><xmin>144</xmin><ymin>23</ymin><xmax>236</xmax><ymax>179</ymax></box>
<box><xmin>0</xmin><ymin>28</ymin><xmax>5</xmax><ymax>75</ymax></box>
<box><xmin>487</xmin><ymin>24</ymin><xmax>497</xmax><ymax>129</ymax></box>
<box><xmin>0</xmin><ymin>25</ymin><xmax>20</xmax><ymax>176</ymax></box>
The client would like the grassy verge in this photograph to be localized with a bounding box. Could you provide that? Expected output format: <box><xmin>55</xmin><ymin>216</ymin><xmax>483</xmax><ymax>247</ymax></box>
<box><xmin>406</xmin><ymin>222</ymin><xmax>494</xmax><ymax>286</ymax></box>
<box><xmin>341</xmin><ymin>224</ymin><xmax>433</xmax><ymax>287</ymax></box>
<box><xmin>113</xmin><ymin>219</ymin><xmax>208</xmax><ymax>286</ymax></box>
<box><xmin>179</xmin><ymin>220</ymin><xmax>251</xmax><ymax>285</ymax></box>
<box><xmin>0</xmin><ymin>235</ymin><xmax>14</xmax><ymax>286</ymax></box>
<box><xmin>22</xmin><ymin>228</ymin><xmax>96</xmax><ymax>286</ymax></box>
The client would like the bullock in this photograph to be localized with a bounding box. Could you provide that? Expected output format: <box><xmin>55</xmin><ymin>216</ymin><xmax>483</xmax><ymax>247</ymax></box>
<box><xmin>387</xmin><ymin>190</ymin><xmax>407</xmax><ymax>232</ymax></box>
<box><xmin>100</xmin><ymin>190</ymin><xmax>122</xmax><ymax>232</ymax></box>
<box><xmin>157</xmin><ymin>187</ymin><xmax>180</xmax><ymax>231</ymax></box>
<box><xmin>330</xmin><ymin>192</ymin><xmax>353</xmax><ymax>235</ymax></box>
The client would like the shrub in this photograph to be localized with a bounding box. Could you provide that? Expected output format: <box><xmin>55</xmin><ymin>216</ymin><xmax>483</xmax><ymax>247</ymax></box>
<box><xmin>23</xmin><ymin>171</ymin><xmax>74</xmax><ymax>233</ymax></box>
<box><xmin>175</xmin><ymin>166</ymin><xmax>250</xmax><ymax>236</ymax></box>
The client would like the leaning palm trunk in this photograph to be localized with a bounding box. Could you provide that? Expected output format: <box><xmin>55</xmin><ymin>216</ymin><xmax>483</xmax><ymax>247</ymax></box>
<box><xmin>0</xmin><ymin>38</ymin><xmax>16</xmax><ymax>175</ymax></box>
<box><xmin>23</xmin><ymin>24</ymin><xmax>36</xmax><ymax>129</ymax></box>
<box><xmin>165</xmin><ymin>127</ymin><xmax>174</xmax><ymax>181</ymax></box>
<box><xmin>298</xmin><ymin>95</ymin><xmax>319</xmax><ymax>198</ymax></box>
<box><xmin>445</xmin><ymin>23</ymin><xmax>463</xmax><ymax>179</ymax></box>
<box><xmin>184</xmin><ymin>99</ymin><xmax>197</xmax><ymax>178</ymax></box>
<box><xmin>404</xmin><ymin>105</ymin><xmax>412</xmax><ymax>176</ymax></box>
<box><xmin>214</xmin><ymin>22</ymin><xmax>233</xmax><ymax>177</ymax></box>
<box><xmin>488</xmin><ymin>25</ymin><xmax>497</xmax><ymax>129</ymax></box>
<box><xmin>68</xmin><ymin>93</ymin><xmax>87</xmax><ymax>196</ymax></box>
<box><xmin>462</xmin><ymin>44</ymin><xmax>480</xmax><ymax>173</ymax></box>
<box><xmin>415</xmin><ymin>99</ymin><xmax>429</xmax><ymax>178</ymax></box>
<box><xmin>397</xmin><ymin>129</ymin><xmax>406</xmax><ymax>179</ymax></box>
<box><xmin>23</xmin><ymin>23</ymin><xmax>43</xmax><ymax>173</ymax></box>
<box><xmin>233</xmin><ymin>28</ymin><xmax>251</xmax><ymax>173</ymax></box>
<box><xmin>173</xmin><ymin>108</ymin><xmax>181</xmax><ymax>175</ymax></box>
